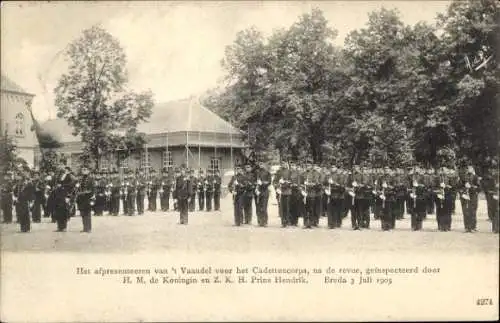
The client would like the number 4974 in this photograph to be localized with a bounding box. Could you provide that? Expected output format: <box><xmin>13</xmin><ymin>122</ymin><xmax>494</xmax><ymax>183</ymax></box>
<box><xmin>476</xmin><ymin>298</ymin><xmax>493</xmax><ymax>306</ymax></box>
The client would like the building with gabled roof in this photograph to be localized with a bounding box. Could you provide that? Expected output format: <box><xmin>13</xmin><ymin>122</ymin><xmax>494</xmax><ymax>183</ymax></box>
<box><xmin>36</xmin><ymin>97</ymin><xmax>246</xmax><ymax>173</ymax></box>
<box><xmin>1</xmin><ymin>73</ymin><xmax>37</xmax><ymax>167</ymax></box>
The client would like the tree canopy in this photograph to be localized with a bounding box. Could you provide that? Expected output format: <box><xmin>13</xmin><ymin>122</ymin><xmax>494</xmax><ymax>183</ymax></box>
<box><xmin>55</xmin><ymin>25</ymin><xmax>154</xmax><ymax>170</ymax></box>
<box><xmin>205</xmin><ymin>0</ymin><xmax>499</xmax><ymax>169</ymax></box>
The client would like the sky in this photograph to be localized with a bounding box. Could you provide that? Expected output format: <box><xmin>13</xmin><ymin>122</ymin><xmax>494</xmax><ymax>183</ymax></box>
<box><xmin>1</xmin><ymin>1</ymin><xmax>451</xmax><ymax>122</ymax></box>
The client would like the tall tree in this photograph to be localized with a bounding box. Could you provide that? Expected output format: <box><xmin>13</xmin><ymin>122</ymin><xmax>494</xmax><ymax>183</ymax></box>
<box><xmin>54</xmin><ymin>25</ymin><xmax>154</xmax><ymax>170</ymax></box>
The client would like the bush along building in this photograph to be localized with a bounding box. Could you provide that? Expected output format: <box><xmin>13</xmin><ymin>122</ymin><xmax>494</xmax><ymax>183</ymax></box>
<box><xmin>35</xmin><ymin>97</ymin><xmax>246</xmax><ymax>175</ymax></box>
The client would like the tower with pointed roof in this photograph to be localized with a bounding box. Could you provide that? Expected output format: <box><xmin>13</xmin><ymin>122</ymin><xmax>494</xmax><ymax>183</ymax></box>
<box><xmin>1</xmin><ymin>73</ymin><xmax>37</xmax><ymax>167</ymax></box>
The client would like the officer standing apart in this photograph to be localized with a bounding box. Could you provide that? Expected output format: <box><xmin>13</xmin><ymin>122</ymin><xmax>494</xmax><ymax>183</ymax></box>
<box><xmin>174</xmin><ymin>166</ymin><xmax>193</xmax><ymax>224</ymax></box>
<box><xmin>76</xmin><ymin>165</ymin><xmax>95</xmax><ymax>232</ymax></box>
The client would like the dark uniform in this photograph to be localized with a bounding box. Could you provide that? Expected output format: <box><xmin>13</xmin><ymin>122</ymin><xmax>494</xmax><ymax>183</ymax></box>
<box><xmin>109</xmin><ymin>172</ymin><xmax>121</xmax><ymax>216</ymax></box>
<box><xmin>228</xmin><ymin>167</ymin><xmax>245</xmax><ymax>226</ymax></box>
<box><xmin>213</xmin><ymin>171</ymin><xmax>222</xmax><ymax>211</ymax></box>
<box><xmin>46</xmin><ymin>172</ymin><xmax>57</xmax><ymax>222</ymax></box>
<box><xmin>289</xmin><ymin>165</ymin><xmax>304</xmax><ymax>226</ymax></box>
<box><xmin>174</xmin><ymin>169</ymin><xmax>193</xmax><ymax>224</ymax></box>
<box><xmin>94</xmin><ymin>173</ymin><xmax>107</xmax><ymax>216</ymax></box>
<box><xmin>121</xmin><ymin>175</ymin><xmax>129</xmax><ymax>215</ymax></box>
<box><xmin>410</xmin><ymin>170</ymin><xmax>427</xmax><ymax>231</ymax></box>
<box><xmin>326</xmin><ymin>168</ymin><xmax>346</xmax><ymax>229</ymax></box>
<box><xmin>126</xmin><ymin>174</ymin><xmax>137</xmax><ymax>216</ymax></box>
<box><xmin>380</xmin><ymin>170</ymin><xmax>398</xmax><ymax>231</ymax></box>
<box><xmin>13</xmin><ymin>174</ymin><xmax>35</xmax><ymax>232</ymax></box>
<box><xmin>53</xmin><ymin>169</ymin><xmax>75</xmax><ymax>231</ymax></box>
<box><xmin>277</xmin><ymin>167</ymin><xmax>292</xmax><ymax>227</ymax></box>
<box><xmin>197</xmin><ymin>171</ymin><xmax>206</xmax><ymax>211</ymax></box>
<box><xmin>304</xmin><ymin>167</ymin><xmax>321</xmax><ymax>228</ymax></box>
<box><xmin>255</xmin><ymin>165</ymin><xmax>272</xmax><ymax>226</ymax></box>
<box><xmin>76</xmin><ymin>170</ymin><xmax>95</xmax><ymax>232</ymax></box>
<box><xmin>189</xmin><ymin>170</ymin><xmax>197</xmax><ymax>212</ymax></box>
<box><xmin>433</xmin><ymin>170</ymin><xmax>449</xmax><ymax>231</ymax></box>
<box><xmin>482</xmin><ymin>166</ymin><xmax>499</xmax><ymax>233</ymax></box>
<box><xmin>242</xmin><ymin>166</ymin><xmax>256</xmax><ymax>224</ymax></box>
<box><xmin>160</xmin><ymin>168</ymin><xmax>173</xmax><ymax>211</ymax></box>
<box><xmin>31</xmin><ymin>172</ymin><xmax>44</xmax><ymax>223</ymax></box>
<box><xmin>136</xmin><ymin>172</ymin><xmax>147</xmax><ymax>215</ymax></box>
<box><xmin>205</xmin><ymin>171</ymin><xmax>214</xmax><ymax>212</ymax></box>
<box><xmin>147</xmin><ymin>170</ymin><xmax>159</xmax><ymax>212</ymax></box>
<box><xmin>1</xmin><ymin>173</ymin><xmax>14</xmax><ymax>223</ymax></box>
<box><xmin>459</xmin><ymin>168</ymin><xmax>480</xmax><ymax>232</ymax></box>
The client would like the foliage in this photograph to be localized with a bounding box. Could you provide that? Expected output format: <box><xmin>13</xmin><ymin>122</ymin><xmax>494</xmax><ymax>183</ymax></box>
<box><xmin>0</xmin><ymin>133</ymin><xmax>18</xmax><ymax>175</ymax></box>
<box><xmin>54</xmin><ymin>25</ymin><xmax>154</xmax><ymax>170</ymax></box>
<box><xmin>206</xmin><ymin>1</ymin><xmax>499</xmax><ymax>168</ymax></box>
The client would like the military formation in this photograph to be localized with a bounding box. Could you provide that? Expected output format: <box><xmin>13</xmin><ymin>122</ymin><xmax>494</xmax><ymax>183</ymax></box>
<box><xmin>1</xmin><ymin>159</ymin><xmax>498</xmax><ymax>234</ymax></box>
<box><xmin>228</xmin><ymin>160</ymin><xmax>499</xmax><ymax>233</ymax></box>
<box><xmin>0</xmin><ymin>163</ymin><xmax>222</xmax><ymax>232</ymax></box>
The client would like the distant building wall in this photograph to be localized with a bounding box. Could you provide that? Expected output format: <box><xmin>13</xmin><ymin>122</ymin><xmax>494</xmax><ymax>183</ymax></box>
<box><xmin>0</xmin><ymin>90</ymin><xmax>37</xmax><ymax>167</ymax></box>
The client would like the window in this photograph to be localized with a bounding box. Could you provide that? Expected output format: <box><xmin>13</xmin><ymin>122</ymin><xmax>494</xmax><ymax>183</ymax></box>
<box><xmin>15</xmin><ymin>113</ymin><xmax>24</xmax><ymax>137</ymax></box>
<box><xmin>100</xmin><ymin>157</ymin><xmax>109</xmax><ymax>171</ymax></box>
<box><xmin>140</xmin><ymin>150</ymin><xmax>151</xmax><ymax>170</ymax></box>
<box><xmin>162</xmin><ymin>150</ymin><xmax>173</xmax><ymax>169</ymax></box>
<box><xmin>209</xmin><ymin>157</ymin><xmax>221</xmax><ymax>172</ymax></box>
<box><xmin>34</xmin><ymin>154</ymin><xmax>41</xmax><ymax>169</ymax></box>
<box><xmin>119</xmin><ymin>152</ymin><xmax>129</xmax><ymax>171</ymax></box>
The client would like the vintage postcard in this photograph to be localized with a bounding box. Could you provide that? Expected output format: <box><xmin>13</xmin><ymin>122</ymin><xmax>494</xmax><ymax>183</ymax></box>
<box><xmin>1</xmin><ymin>1</ymin><xmax>498</xmax><ymax>322</ymax></box>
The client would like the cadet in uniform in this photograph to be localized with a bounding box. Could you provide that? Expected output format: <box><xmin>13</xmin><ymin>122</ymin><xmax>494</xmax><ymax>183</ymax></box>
<box><xmin>159</xmin><ymin>167</ymin><xmax>173</xmax><ymax>211</ymax></box>
<box><xmin>482</xmin><ymin>161</ymin><xmax>499</xmax><ymax>233</ymax></box>
<box><xmin>229</xmin><ymin>165</ymin><xmax>245</xmax><ymax>226</ymax></box>
<box><xmin>276</xmin><ymin>162</ymin><xmax>292</xmax><ymax>227</ymax></box>
<box><xmin>148</xmin><ymin>169</ymin><xmax>159</xmax><ymax>212</ymax></box>
<box><xmin>254</xmin><ymin>161</ymin><xmax>272</xmax><ymax>227</ymax></box>
<box><xmin>13</xmin><ymin>167</ymin><xmax>35</xmax><ymax>232</ymax></box>
<box><xmin>197</xmin><ymin>169</ymin><xmax>206</xmax><ymax>211</ymax></box>
<box><xmin>289</xmin><ymin>163</ymin><xmax>303</xmax><ymax>226</ymax></box>
<box><xmin>121</xmin><ymin>172</ymin><xmax>129</xmax><ymax>215</ymax></box>
<box><xmin>109</xmin><ymin>170</ymin><xmax>121</xmax><ymax>216</ymax></box>
<box><xmin>328</xmin><ymin>166</ymin><xmax>346</xmax><ymax>229</ymax></box>
<box><xmin>1</xmin><ymin>171</ymin><xmax>14</xmax><ymax>223</ymax></box>
<box><xmin>188</xmin><ymin>169</ymin><xmax>197</xmax><ymax>212</ymax></box>
<box><xmin>75</xmin><ymin>165</ymin><xmax>95</xmax><ymax>232</ymax></box>
<box><xmin>394</xmin><ymin>168</ymin><xmax>406</xmax><ymax>220</ymax></box>
<box><xmin>433</xmin><ymin>167</ymin><xmax>447</xmax><ymax>231</ymax></box>
<box><xmin>410</xmin><ymin>167</ymin><xmax>427</xmax><ymax>231</ymax></box>
<box><xmin>459</xmin><ymin>165</ymin><xmax>480</xmax><ymax>233</ymax></box>
<box><xmin>426</xmin><ymin>168</ymin><xmax>435</xmax><ymax>216</ymax></box>
<box><xmin>46</xmin><ymin>170</ymin><xmax>57</xmax><ymax>222</ymax></box>
<box><xmin>94</xmin><ymin>172</ymin><xmax>106</xmax><ymax>216</ymax></box>
<box><xmin>384</xmin><ymin>168</ymin><xmax>398</xmax><ymax>230</ymax></box>
<box><xmin>242</xmin><ymin>163</ymin><xmax>256</xmax><ymax>224</ymax></box>
<box><xmin>205</xmin><ymin>169</ymin><xmax>214</xmax><ymax>212</ymax></box>
<box><xmin>31</xmin><ymin>170</ymin><xmax>44</xmax><ymax>223</ymax></box>
<box><xmin>213</xmin><ymin>170</ymin><xmax>222</xmax><ymax>211</ymax></box>
<box><xmin>174</xmin><ymin>166</ymin><xmax>193</xmax><ymax>224</ymax></box>
<box><xmin>54</xmin><ymin>166</ymin><xmax>75</xmax><ymax>232</ymax></box>
<box><xmin>126</xmin><ymin>171</ymin><xmax>137</xmax><ymax>216</ymax></box>
<box><xmin>136</xmin><ymin>170</ymin><xmax>147</xmax><ymax>215</ymax></box>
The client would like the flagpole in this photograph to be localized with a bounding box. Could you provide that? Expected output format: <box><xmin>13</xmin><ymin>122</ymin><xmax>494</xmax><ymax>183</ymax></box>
<box><xmin>198</xmin><ymin>131</ymin><xmax>201</xmax><ymax>169</ymax></box>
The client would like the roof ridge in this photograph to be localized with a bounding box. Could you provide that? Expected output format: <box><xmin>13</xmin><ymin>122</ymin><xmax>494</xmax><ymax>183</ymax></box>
<box><xmin>1</xmin><ymin>73</ymin><xmax>32</xmax><ymax>95</ymax></box>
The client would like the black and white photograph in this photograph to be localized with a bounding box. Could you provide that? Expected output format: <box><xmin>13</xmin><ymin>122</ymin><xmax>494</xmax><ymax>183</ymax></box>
<box><xmin>1</xmin><ymin>1</ymin><xmax>498</xmax><ymax>321</ymax></box>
